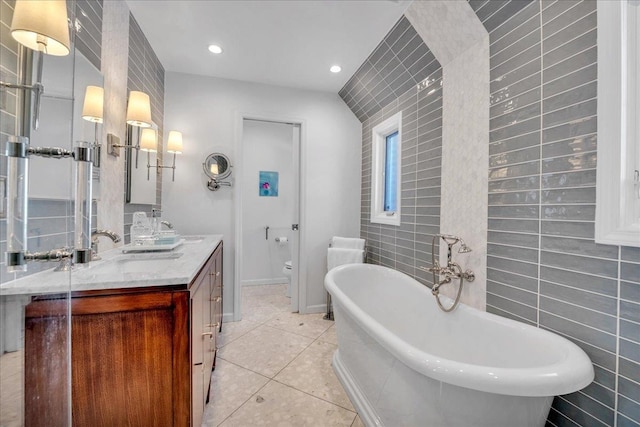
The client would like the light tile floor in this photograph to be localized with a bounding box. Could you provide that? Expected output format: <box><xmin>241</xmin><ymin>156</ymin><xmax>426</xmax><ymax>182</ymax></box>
<box><xmin>203</xmin><ymin>284</ymin><xmax>363</xmax><ymax>427</ymax></box>
<box><xmin>0</xmin><ymin>284</ymin><xmax>360</xmax><ymax>427</ymax></box>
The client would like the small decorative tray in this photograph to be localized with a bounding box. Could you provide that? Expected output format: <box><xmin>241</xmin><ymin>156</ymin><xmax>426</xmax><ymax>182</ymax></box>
<box><xmin>121</xmin><ymin>239</ymin><xmax>185</xmax><ymax>253</ymax></box>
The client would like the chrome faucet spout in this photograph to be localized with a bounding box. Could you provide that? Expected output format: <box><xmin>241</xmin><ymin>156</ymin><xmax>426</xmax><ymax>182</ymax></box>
<box><xmin>91</xmin><ymin>229</ymin><xmax>122</xmax><ymax>260</ymax></box>
<box><xmin>160</xmin><ymin>220</ymin><xmax>173</xmax><ymax>230</ymax></box>
<box><xmin>92</xmin><ymin>229</ymin><xmax>122</xmax><ymax>243</ymax></box>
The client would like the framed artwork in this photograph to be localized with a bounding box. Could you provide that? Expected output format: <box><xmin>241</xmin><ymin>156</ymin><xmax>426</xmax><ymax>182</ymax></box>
<box><xmin>259</xmin><ymin>171</ymin><xmax>279</xmax><ymax>197</ymax></box>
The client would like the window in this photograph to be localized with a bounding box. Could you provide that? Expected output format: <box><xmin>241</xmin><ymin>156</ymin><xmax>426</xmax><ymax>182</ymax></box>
<box><xmin>371</xmin><ymin>112</ymin><xmax>401</xmax><ymax>226</ymax></box>
<box><xmin>384</xmin><ymin>131</ymin><xmax>399</xmax><ymax>212</ymax></box>
<box><xmin>596</xmin><ymin>0</ymin><xmax>640</xmax><ymax>247</ymax></box>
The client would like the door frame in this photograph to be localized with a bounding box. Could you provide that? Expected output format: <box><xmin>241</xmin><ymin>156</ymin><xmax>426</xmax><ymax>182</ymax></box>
<box><xmin>233</xmin><ymin>112</ymin><xmax>306</xmax><ymax>321</ymax></box>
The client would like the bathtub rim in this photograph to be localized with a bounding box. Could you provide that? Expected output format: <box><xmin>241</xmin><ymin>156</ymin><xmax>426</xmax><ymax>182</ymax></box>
<box><xmin>325</xmin><ymin>263</ymin><xmax>595</xmax><ymax>397</ymax></box>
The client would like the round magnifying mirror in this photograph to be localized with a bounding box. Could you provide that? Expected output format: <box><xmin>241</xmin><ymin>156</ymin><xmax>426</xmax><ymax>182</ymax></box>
<box><xmin>203</xmin><ymin>153</ymin><xmax>232</xmax><ymax>180</ymax></box>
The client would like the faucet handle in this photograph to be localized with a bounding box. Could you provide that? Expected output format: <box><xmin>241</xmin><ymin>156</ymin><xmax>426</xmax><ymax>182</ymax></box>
<box><xmin>418</xmin><ymin>265</ymin><xmax>441</xmax><ymax>273</ymax></box>
<box><xmin>151</xmin><ymin>208</ymin><xmax>162</xmax><ymax>218</ymax></box>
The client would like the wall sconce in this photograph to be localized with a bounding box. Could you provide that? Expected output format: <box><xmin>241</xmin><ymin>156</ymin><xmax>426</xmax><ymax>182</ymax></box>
<box><xmin>138</xmin><ymin>129</ymin><xmax>181</xmax><ymax>182</ymax></box>
<box><xmin>108</xmin><ymin>90</ymin><xmax>152</xmax><ymax>158</ymax></box>
<box><xmin>1</xmin><ymin>0</ymin><xmax>70</xmax><ymax>130</ymax></box>
<box><xmin>81</xmin><ymin>85</ymin><xmax>104</xmax><ymax>167</ymax></box>
<box><xmin>152</xmin><ymin>130</ymin><xmax>182</xmax><ymax>182</ymax></box>
<box><xmin>125</xmin><ymin>91</ymin><xmax>152</xmax><ymax>128</ymax></box>
<box><xmin>139</xmin><ymin>128</ymin><xmax>157</xmax><ymax>180</ymax></box>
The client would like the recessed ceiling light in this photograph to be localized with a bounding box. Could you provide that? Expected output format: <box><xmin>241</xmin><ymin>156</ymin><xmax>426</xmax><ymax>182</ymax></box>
<box><xmin>208</xmin><ymin>44</ymin><xmax>223</xmax><ymax>54</ymax></box>
<box><xmin>330</xmin><ymin>65</ymin><xmax>342</xmax><ymax>73</ymax></box>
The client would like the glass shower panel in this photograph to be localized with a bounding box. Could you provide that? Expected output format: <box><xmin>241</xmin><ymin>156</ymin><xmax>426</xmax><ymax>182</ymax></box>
<box><xmin>0</xmin><ymin>20</ymin><xmax>77</xmax><ymax>427</ymax></box>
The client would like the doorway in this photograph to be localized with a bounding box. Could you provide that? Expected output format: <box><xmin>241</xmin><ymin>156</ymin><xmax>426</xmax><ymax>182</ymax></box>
<box><xmin>235</xmin><ymin>117</ymin><xmax>302</xmax><ymax>320</ymax></box>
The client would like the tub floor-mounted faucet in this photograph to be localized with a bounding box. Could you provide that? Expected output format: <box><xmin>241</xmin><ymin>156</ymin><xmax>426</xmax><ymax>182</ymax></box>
<box><xmin>420</xmin><ymin>234</ymin><xmax>474</xmax><ymax>312</ymax></box>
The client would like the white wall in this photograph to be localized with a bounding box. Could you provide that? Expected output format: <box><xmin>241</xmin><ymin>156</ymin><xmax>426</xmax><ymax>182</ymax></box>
<box><xmin>241</xmin><ymin>120</ymin><xmax>294</xmax><ymax>285</ymax></box>
<box><xmin>98</xmin><ymin>0</ymin><xmax>130</xmax><ymax>248</ymax></box>
<box><xmin>162</xmin><ymin>72</ymin><xmax>362</xmax><ymax>317</ymax></box>
<box><xmin>406</xmin><ymin>0</ymin><xmax>489</xmax><ymax>310</ymax></box>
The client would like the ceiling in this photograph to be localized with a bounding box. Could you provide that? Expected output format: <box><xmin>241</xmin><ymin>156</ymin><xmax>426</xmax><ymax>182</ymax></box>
<box><xmin>125</xmin><ymin>0</ymin><xmax>411</xmax><ymax>93</ymax></box>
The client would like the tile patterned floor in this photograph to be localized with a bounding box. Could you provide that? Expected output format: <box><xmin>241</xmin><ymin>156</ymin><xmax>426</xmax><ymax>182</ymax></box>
<box><xmin>0</xmin><ymin>350</ymin><xmax>22</xmax><ymax>427</ymax></box>
<box><xmin>0</xmin><ymin>284</ymin><xmax>360</xmax><ymax>427</ymax></box>
<box><xmin>204</xmin><ymin>284</ymin><xmax>362</xmax><ymax>427</ymax></box>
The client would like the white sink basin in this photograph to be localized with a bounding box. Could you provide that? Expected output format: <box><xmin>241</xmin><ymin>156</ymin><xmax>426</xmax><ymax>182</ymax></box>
<box><xmin>117</xmin><ymin>252</ymin><xmax>184</xmax><ymax>261</ymax></box>
<box><xmin>85</xmin><ymin>252</ymin><xmax>185</xmax><ymax>275</ymax></box>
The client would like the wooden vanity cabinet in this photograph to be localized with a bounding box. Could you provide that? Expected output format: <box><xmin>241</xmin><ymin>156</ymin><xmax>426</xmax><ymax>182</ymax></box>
<box><xmin>24</xmin><ymin>242</ymin><xmax>223</xmax><ymax>427</ymax></box>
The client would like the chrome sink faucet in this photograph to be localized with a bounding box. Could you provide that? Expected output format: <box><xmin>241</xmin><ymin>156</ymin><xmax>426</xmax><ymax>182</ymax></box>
<box><xmin>160</xmin><ymin>220</ymin><xmax>173</xmax><ymax>230</ymax></box>
<box><xmin>91</xmin><ymin>229</ymin><xmax>122</xmax><ymax>260</ymax></box>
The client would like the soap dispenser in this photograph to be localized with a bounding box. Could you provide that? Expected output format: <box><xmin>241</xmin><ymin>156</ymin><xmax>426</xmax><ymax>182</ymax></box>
<box><xmin>151</xmin><ymin>208</ymin><xmax>161</xmax><ymax>235</ymax></box>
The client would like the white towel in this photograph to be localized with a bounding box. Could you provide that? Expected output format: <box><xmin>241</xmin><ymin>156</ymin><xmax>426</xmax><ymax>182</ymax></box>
<box><xmin>331</xmin><ymin>236</ymin><xmax>366</xmax><ymax>250</ymax></box>
<box><xmin>327</xmin><ymin>248</ymin><xmax>364</xmax><ymax>271</ymax></box>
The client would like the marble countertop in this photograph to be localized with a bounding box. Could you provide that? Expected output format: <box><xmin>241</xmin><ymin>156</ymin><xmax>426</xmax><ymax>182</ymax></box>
<box><xmin>0</xmin><ymin>234</ymin><xmax>223</xmax><ymax>296</ymax></box>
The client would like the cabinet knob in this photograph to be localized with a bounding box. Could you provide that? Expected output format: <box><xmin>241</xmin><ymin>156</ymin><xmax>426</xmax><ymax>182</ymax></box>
<box><xmin>210</xmin><ymin>296</ymin><xmax>222</xmax><ymax>302</ymax></box>
<box><xmin>206</xmin><ymin>322</ymin><xmax>220</xmax><ymax>328</ymax></box>
<box><xmin>216</xmin><ymin>271</ymin><xmax>220</xmax><ymax>277</ymax></box>
<box><xmin>201</xmin><ymin>331</ymin><xmax>214</xmax><ymax>337</ymax></box>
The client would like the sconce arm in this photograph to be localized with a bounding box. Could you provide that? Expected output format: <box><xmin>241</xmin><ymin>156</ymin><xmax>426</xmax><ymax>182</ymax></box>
<box><xmin>1</xmin><ymin>50</ymin><xmax>45</xmax><ymax>130</ymax></box>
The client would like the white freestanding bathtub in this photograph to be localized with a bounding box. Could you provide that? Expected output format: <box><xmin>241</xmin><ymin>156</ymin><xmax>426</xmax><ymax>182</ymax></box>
<box><xmin>325</xmin><ymin>264</ymin><xmax>594</xmax><ymax>427</ymax></box>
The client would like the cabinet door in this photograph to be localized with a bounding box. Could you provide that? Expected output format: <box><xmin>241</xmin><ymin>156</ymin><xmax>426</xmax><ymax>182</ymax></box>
<box><xmin>213</xmin><ymin>244</ymin><xmax>223</xmax><ymax>332</ymax></box>
<box><xmin>25</xmin><ymin>291</ymin><xmax>190</xmax><ymax>427</ymax></box>
<box><xmin>192</xmin><ymin>250</ymin><xmax>218</xmax><ymax>424</ymax></box>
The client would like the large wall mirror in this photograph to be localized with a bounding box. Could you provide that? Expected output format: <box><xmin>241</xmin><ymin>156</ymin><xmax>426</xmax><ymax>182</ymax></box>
<box><xmin>125</xmin><ymin>123</ymin><xmax>157</xmax><ymax>205</ymax></box>
<box><xmin>28</xmin><ymin>50</ymin><xmax>103</xmax><ymax>200</ymax></box>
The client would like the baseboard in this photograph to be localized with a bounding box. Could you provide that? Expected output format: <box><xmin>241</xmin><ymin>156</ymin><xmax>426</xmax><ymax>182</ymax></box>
<box><xmin>332</xmin><ymin>351</ymin><xmax>380</xmax><ymax>427</ymax></box>
<box><xmin>222</xmin><ymin>312</ymin><xmax>236</xmax><ymax>323</ymax></box>
<box><xmin>302</xmin><ymin>303</ymin><xmax>327</xmax><ymax>315</ymax></box>
<box><xmin>241</xmin><ymin>278</ymin><xmax>287</xmax><ymax>286</ymax></box>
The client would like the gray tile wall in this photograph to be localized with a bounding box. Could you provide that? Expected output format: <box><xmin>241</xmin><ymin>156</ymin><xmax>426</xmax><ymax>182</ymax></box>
<box><xmin>74</xmin><ymin>0</ymin><xmax>104</xmax><ymax>71</ymax></box>
<box><xmin>339</xmin><ymin>16</ymin><xmax>440</xmax><ymax>123</ymax></box>
<box><xmin>348</xmin><ymin>1</ymin><xmax>639</xmax><ymax>426</ymax></box>
<box><xmin>1</xmin><ymin>0</ymin><xmax>20</xmax><ymax>152</ymax></box>
<box><xmin>126</xmin><ymin>12</ymin><xmax>165</xmax><ymax>238</ymax></box>
<box><xmin>470</xmin><ymin>1</ymin><xmax>640</xmax><ymax>426</ymax></box>
<box><xmin>360</xmin><ymin>71</ymin><xmax>443</xmax><ymax>285</ymax></box>
<box><xmin>348</xmin><ymin>14</ymin><xmax>444</xmax><ymax>285</ymax></box>
<box><xmin>340</xmin><ymin>16</ymin><xmax>443</xmax><ymax>283</ymax></box>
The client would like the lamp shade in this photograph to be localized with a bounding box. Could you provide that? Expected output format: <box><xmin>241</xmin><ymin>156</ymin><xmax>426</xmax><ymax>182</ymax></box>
<box><xmin>10</xmin><ymin>0</ymin><xmax>70</xmax><ymax>56</ymax></box>
<box><xmin>81</xmin><ymin>86</ymin><xmax>104</xmax><ymax>123</ymax></box>
<box><xmin>166</xmin><ymin>131</ymin><xmax>183</xmax><ymax>154</ymax></box>
<box><xmin>126</xmin><ymin>91</ymin><xmax>152</xmax><ymax>127</ymax></box>
<box><xmin>139</xmin><ymin>128</ymin><xmax>157</xmax><ymax>152</ymax></box>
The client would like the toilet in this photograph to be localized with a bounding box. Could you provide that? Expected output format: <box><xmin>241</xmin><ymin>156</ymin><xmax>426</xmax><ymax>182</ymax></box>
<box><xmin>282</xmin><ymin>260</ymin><xmax>292</xmax><ymax>297</ymax></box>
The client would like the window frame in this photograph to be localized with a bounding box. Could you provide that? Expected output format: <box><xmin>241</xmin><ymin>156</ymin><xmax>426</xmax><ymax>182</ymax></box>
<box><xmin>370</xmin><ymin>112</ymin><xmax>402</xmax><ymax>226</ymax></box>
<box><xmin>595</xmin><ymin>0</ymin><xmax>640</xmax><ymax>247</ymax></box>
